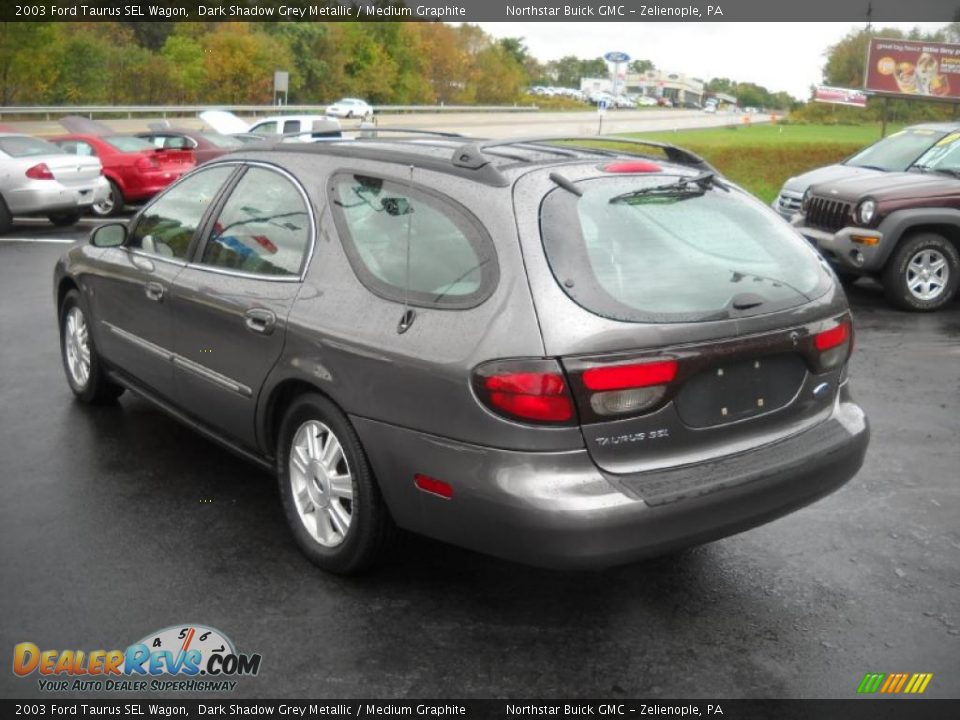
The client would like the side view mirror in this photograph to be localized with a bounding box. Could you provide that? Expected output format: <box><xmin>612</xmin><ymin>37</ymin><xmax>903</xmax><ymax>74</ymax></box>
<box><xmin>90</xmin><ymin>223</ymin><xmax>127</xmax><ymax>248</ymax></box>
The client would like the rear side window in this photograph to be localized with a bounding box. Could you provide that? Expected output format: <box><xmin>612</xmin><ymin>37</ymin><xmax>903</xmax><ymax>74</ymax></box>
<box><xmin>282</xmin><ymin>120</ymin><xmax>299</xmax><ymax>134</ymax></box>
<box><xmin>540</xmin><ymin>176</ymin><xmax>829</xmax><ymax>323</ymax></box>
<box><xmin>201</xmin><ymin>167</ymin><xmax>311</xmax><ymax>276</ymax></box>
<box><xmin>330</xmin><ymin>174</ymin><xmax>498</xmax><ymax>309</ymax></box>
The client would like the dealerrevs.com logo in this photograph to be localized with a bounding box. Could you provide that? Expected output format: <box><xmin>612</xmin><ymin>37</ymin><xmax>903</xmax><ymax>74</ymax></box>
<box><xmin>13</xmin><ymin>624</ymin><xmax>261</xmax><ymax>692</ymax></box>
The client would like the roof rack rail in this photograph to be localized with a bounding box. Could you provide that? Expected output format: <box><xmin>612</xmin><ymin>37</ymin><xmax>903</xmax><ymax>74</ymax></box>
<box><xmin>452</xmin><ymin>136</ymin><xmax>717</xmax><ymax>173</ymax></box>
<box><xmin>352</xmin><ymin>127</ymin><xmax>468</xmax><ymax>139</ymax></box>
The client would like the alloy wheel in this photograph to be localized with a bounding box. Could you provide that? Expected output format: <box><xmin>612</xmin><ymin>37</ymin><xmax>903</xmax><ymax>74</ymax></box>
<box><xmin>906</xmin><ymin>249</ymin><xmax>949</xmax><ymax>301</ymax></box>
<box><xmin>289</xmin><ymin>420</ymin><xmax>354</xmax><ymax>547</ymax></box>
<box><xmin>64</xmin><ymin>306</ymin><xmax>91</xmax><ymax>388</ymax></box>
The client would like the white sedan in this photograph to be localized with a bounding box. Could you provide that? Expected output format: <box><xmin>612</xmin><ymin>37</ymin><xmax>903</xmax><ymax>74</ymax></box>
<box><xmin>325</xmin><ymin>98</ymin><xmax>374</xmax><ymax>120</ymax></box>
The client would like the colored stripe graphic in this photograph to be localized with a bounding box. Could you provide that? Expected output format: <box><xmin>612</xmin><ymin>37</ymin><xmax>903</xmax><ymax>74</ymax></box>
<box><xmin>857</xmin><ymin>672</ymin><xmax>933</xmax><ymax>694</ymax></box>
<box><xmin>857</xmin><ymin>673</ymin><xmax>885</xmax><ymax>693</ymax></box>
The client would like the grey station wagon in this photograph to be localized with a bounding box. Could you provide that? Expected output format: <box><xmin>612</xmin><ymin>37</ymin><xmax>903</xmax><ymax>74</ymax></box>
<box><xmin>54</xmin><ymin>133</ymin><xmax>870</xmax><ymax>574</ymax></box>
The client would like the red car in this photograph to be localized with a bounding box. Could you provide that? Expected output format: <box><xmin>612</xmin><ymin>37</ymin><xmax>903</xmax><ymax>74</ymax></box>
<box><xmin>136</xmin><ymin>127</ymin><xmax>245</xmax><ymax>165</ymax></box>
<box><xmin>49</xmin><ymin>131</ymin><xmax>195</xmax><ymax>217</ymax></box>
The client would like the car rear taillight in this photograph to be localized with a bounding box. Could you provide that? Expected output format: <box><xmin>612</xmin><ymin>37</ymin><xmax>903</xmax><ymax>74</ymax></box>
<box><xmin>134</xmin><ymin>155</ymin><xmax>160</xmax><ymax>170</ymax></box>
<box><xmin>579</xmin><ymin>359</ymin><xmax>678</xmax><ymax>417</ymax></box>
<box><xmin>814</xmin><ymin>320</ymin><xmax>852</xmax><ymax>370</ymax></box>
<box><xmin>472</xmin><ymin>359</ymin><xmax>576</xmax><ymax>425</ymax></box>
<box><xmin>25</xmin><ymin>163</ymin><xmax>55</xmax><ymax>180</ymax></box>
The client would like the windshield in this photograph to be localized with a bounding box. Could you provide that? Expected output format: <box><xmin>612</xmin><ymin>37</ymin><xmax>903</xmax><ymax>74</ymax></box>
<box><xmin>103</xmin><ymin>136</ymin><xmax>154</xmax><ymax>153</ymax></box>
<box><xmin>0</xmin><ymin>136</ymin><xmax>63</xmax><ymax>158</ymax></box>
<box><xmin>540</xmin><ymin>176</ymin><xmax>829</xmax><ymax>323</ymax></box>
<box><xmin>845</xmin><ymin>128</ymin><xmax>945</xmax><ymax>171</ymax></box>
<box><xmin>910</xmin><ymin>131</ymin><xmax>960</xmax><ymax>173</ymax></box>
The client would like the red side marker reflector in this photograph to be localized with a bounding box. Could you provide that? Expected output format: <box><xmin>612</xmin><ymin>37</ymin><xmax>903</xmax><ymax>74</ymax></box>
<box><xmin>603</xmin><ymin>160</ymin><xmax>662</xmax><ymax>174</ymax></box>
<box><xmin>414</xmin><ymin>474</ymin><xmax>454</xmax><ymax>499</ymax></box>
<box><xmin>582</xmin><ymin>360</ymin><xmax>678</xmax><ymax>391</ymax></box>
<box><xmin>815</xmin><ymin>323</ymin><xmax>849</xmax><ymax>351</ymax></box>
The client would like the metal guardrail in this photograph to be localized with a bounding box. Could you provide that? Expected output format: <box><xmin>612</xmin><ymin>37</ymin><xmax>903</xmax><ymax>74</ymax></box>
<box><xmin>0</xmin><ymin>104</ymin><xmax>540</xmax><ymax>120</ymax></box>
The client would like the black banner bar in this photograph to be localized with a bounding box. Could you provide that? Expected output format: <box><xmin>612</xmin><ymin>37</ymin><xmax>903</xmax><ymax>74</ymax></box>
<box><xmin>3</xmin><ymin>0</ymin><xmax>960</xmax><ymax>23</ymax></box>
<box><xmin>3</xmin><ymin>700</ymin><xmax>960</xmax><ymax>720</ymax></box>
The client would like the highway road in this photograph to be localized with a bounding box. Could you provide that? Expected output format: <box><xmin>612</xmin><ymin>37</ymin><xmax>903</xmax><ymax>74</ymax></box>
<box><xmin>7</xmin><ymin>107</ymin><xmax>771</xmax><ymax>139</ymax></box>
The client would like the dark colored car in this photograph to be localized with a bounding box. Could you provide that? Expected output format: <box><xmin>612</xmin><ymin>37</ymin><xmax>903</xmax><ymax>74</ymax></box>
<box><xmin>136</xmin><ymin>128</ymin><xmax>245</xmax><ymax>165</ymax></box>
<box><xmin>773</xmin><ymin>122</ymin><xmax>960</xmax><ymax>220</ymax></box>
<box><xmin>795</xmin><ymin>131</ymin><xmax>960</xmax><ymax>311</ymax></box>
<box><xmin>54</xmin><ymin>134</ymin><xmax>869</xmax><ymax>574</ymax></box>
<box><xmin>50</xmin><ymin>133</ymin><xmax>195</xmax><ymax>217</ymax></box>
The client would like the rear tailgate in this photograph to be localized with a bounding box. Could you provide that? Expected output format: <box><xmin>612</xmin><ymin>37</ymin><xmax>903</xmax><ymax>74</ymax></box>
<box><xmin>511</xmin><ymin>164</ymin><xmax>852</xmax><ymax>475</ymax></box>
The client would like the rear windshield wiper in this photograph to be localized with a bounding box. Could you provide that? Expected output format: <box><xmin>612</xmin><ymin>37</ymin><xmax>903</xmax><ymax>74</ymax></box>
<box><xmin>609</xmin><ymin>171</ymin><xmax>717</xmax><ymax>204</ymax></box>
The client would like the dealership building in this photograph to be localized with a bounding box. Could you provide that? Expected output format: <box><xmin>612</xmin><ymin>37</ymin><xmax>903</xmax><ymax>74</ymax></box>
<box><xmin>580</xmin><ymin>69</ymin><xmax>705</xmax><ymax>105</ymax></box>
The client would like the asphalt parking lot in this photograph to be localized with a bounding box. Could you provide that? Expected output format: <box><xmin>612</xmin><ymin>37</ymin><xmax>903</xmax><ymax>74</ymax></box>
<box><xmin>1</xmin><ymin>219</ymin><xmax>958</xmax><ymax>699</ymax></box>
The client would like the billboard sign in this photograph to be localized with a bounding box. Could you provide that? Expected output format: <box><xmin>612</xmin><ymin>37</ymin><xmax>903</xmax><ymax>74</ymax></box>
<box><xmin>604</xmin><ymin>51</ymin><xmax>631</xmax><ymax>64</ymax></box>
<box><xmin>814</xmin><ymin>85</ymin><xmax>868</xmax><ymax>108</ymax></box>
<box><xmin>865</xmin><ymin>38</ymin><xmax>959</xmax><ymax>100</ymax></box>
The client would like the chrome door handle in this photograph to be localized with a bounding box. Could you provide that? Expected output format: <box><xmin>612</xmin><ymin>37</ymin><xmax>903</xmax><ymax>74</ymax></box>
<box><xmin>145</xmin><ymin>281</ymin><xmax>165</xmax><ymax>302</ymax></box>
<box><xmin>244</xmin><ymin>308</ymin><xmax>276</xmax><ymax>335</ymax></box>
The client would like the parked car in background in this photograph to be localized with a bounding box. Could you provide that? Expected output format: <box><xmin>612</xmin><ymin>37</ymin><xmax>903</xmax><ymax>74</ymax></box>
<box><xmin>249</xmin><ymin>115</ymin><xmax>342</xmax><ymax>141</ymax></box>
<box><xmin>50</xmin><ymin>133</ymin><xmax>195</xmax><ymax>217</ymax></box>
<box><xmin>54</xmin><ymin>133</ymin><xmax>868</xmax><ymax>574</ymax></box>
<box><xmin>636</xmin><ymin>96</ymin><xmax>658</xmax><ymax>107</ymax></box>
<box><xmin>613</xmin><ymin>96</ymin><xmax>636</xmax><ymax>109</ymax></box>
<box><xmin>325</xmin><ymin>98</ymin><xmax>374</xmax><ymax>120</ymax></box>
<box><xmin>200</xmin><ymin>111</ymin><xmax>342</xmax><ymax>143</ymax></box>
<box><xmin>0</xmin><ymin>133</ymin><xmax>108</xmax><ymax>232</ymax></box>
<box><xmin>136</xmin><ymin>127</ymin><xmax>245</xmax><ymax>164</ymax></box>
<box><xmin>773</xmin><ymin>122</ymin><xmax>960</xmax><ymax>220</ymax></box>
<box><xmin>794</xmin><ymin>133</ymin><xmax>960</xmax><ymax>311</ymax></box>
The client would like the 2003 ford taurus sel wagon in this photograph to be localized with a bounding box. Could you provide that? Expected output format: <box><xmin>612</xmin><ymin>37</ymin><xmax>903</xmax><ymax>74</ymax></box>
<box><xmin>54</xmin><ymin>133</ymin><xmax>870</xmax><ymax>574</ymax></box>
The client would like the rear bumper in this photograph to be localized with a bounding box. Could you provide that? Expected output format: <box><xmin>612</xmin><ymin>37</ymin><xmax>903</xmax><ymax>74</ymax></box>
<box><xmin>353</xmin><ymin>390</ymin><xmax>869</xmax><ymax>569</ymax></box>
<box><xmin>5</xmin><ymin>176</ymin><xmax>109</xmax><ymax>215</ymax></box>
<box><xmin>124</xmin><ymin>170</ymin><xmax>189</xmax><ymax>201</ymax></box>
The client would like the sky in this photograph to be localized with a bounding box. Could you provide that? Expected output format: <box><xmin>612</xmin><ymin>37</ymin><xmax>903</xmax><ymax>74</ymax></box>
<box><xmin>475</xmin><ymin>22</ymin><xmax>948</xmax><ymax>98</ymax></box>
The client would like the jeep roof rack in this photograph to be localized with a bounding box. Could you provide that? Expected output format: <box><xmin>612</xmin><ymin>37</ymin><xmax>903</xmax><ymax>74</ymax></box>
<box><xmin>452</xmin><ymin>136</ymin><xmax>717</xmax><ymax>174</ymax></box>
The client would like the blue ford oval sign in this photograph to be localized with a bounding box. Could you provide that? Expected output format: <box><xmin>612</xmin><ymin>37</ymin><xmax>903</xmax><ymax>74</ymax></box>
<box><xmin>604</xmin><ymin>51</ymin><xmax>631</xmax><ymax>64</ymax></box>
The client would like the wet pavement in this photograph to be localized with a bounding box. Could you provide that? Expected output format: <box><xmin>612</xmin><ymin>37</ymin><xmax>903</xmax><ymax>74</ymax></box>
<box><xmin>1</xmin><ymin>223</ymin><xmax>958</xmax><ymax>699</ymax></box>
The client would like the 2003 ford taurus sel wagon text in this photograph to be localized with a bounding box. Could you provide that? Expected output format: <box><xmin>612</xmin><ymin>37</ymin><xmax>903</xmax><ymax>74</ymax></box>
<box><xmin>54</xmin><ymin>133</ymin><xmax>870</xmax><ymax>574</ymax></box>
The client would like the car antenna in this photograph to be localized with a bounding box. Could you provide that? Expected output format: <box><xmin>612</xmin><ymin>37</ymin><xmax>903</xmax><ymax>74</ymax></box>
<box><xmin>397</xmin><ymin>164</ymin><xmax>416</xmax><ymax>334</ymax></box>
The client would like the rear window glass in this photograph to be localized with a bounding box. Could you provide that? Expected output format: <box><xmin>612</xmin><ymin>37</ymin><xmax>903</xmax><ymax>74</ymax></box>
<box><xmin>0</xmin><ymin>136</ymin><xmax>62</xmax><ymax>157</ymax></box>
<box><xmin>103</xmin><ymin>136</ymin><xmax>154</xmax><ymax>153</ymax></box>
<box><xmin>540</xmin><ymin>176</ymin><xmax>829</xmax><ymax>323</ymax></box>
<box><xmin>330</xmin><ymin>174</ymin><xmax>498</xmax><ymax>309</ymax></box>
<box><xmin>845</xmin><ymin>128</ymin><xmax>944</xmax><ymax>171</ymax></box>
<box><xmin>202</xmin><ymin>133</ymin><xmax>243</xmax><ymax>149</ymax></box>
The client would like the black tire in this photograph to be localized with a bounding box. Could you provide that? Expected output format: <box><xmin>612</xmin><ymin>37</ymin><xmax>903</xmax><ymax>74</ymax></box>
<box><xmin>59</xmin><ymin>289</ymin><xmax>124</xmax><ymax>404</ymax></box>
<box><xmin>276</xmin><ymin>393</ymin><xmax>395</xmax><ymax>574</ymax></box>
<box><xmin>882</xmin><ymin>232</ymin><xmax>960</xmax><ymax>312</ymax></box>
<box><xmin>0</xmin><ymin>195</ymin><xmax>12</xmax><ymax>235</ymax></box>
<box><xmin>90</xmin><ymin>180</ymin><xmax>123</xmax><ymax>218</ymax></box>
<box><xmin>49</xmin><ymin>211</ymin><xmax>81</xmax><ymax>227</ymax></box>
<box><xmin>346</xmin><ymin>111</ymin><xmax>354</xmax><ymax>119</ymax></box>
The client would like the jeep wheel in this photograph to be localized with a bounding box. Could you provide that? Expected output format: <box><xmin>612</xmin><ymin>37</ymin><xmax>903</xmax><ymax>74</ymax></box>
<box><xmin>882</xmin><ymin>233</ymin><xmax>960</xmax><ymax>311</ymax></box>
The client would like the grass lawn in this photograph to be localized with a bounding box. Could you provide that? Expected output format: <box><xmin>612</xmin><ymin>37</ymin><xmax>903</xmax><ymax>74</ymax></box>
<box><xmin>612</xmin><ymin>123</ymin><xmax>899</xmax><ymax>204</ymax></box>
